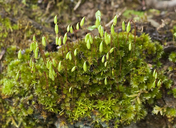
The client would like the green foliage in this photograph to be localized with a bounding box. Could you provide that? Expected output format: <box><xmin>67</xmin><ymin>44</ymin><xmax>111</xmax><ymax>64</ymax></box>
<box><xmin>123</xmin><ymin>10</ymin><xmax>144</xmax><ymax>17</ymax></box>
<box><xmin>169</xmin><ymin>52</ymin><xmax>176</xmax><ymax>63</ymax></box>
<box><xmin>0</xmin><ymin>10</ymin><xmax>174</xmax><ymax>127</ymax></box>
<box><xmin>123</xmin><ymin>10</ymin><xmax>145</xmax><ymax>21</ymax></box>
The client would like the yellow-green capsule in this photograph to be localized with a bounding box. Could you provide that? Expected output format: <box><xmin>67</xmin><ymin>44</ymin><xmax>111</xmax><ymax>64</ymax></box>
<box><xmin>86</xmin><ymin>40</ymin><xmax>91</xmax><ymax>49</ymax></box>
<box><xmin>46</xmin><ymin>60</ymin><xmax>50</xmax><ymax>69</ymax></box>
<box><xmin>137</xmin><ymin>97</ymin><xmax>141</xmax><ymax>104</ymax></box>
<box><xmin>58</xmin><ymin>37</ymin><xmax>62</xmax><ymax>46</ymax></box>
<box><xmin>109</xmin><ymin>47</ymin><xmax>115</xmax><ymax>53</ymax></box>
<box><xmin>49</xmin><ymin>69</ymin><xmax>55</xmax><ymax>81</ymax></box>
<box><xmin>113</xmin><ymin>15</ymin><xmax>117</xmax><ymax>26</ymax></box>
<box><xmin>34</xmin><ymin>47</ymin><xmax>38</xmax><ymax>59</ymax></box>
<box><xmin>32</xmin><ymin>62</ymin><xmax>35</xmax><ymax>72</ymax></box>
<box><xmin>58</xmin><ymin>61</ymin><xmax>62</xmax><ymax>72</ymax></box>
<box><xmin>42</xmin><ymin>36</ymin><xmax>46</xmax><ymax>46</ymax></box>
<box><xmin>52</xmin><ymin>59</ymin><xmax>57</xmax><ymax>67</ymax></box>
<box><xmin>63</xmin><ymin>33</ymin><xmax>67</xmax><ymax>44</ymax></box>
<box><xmin>126</xmin><ymin>22</ymin><xmax>131</xmax><ymax>33</ymax></box>
<box><xmin>80</xmin><ymin>17</ymin><xmax>85</xmax><ymax>27</ymax></box>
<box><xmin>18</xmin><ymin>49</ymin><xmax>22</xmax><ymax>59</ymax></box>
<box><xmin>69</xmin><ymin>52</ymin><xmax>72</xmax><ymax>61</ymax></box>
<box><xmin>104</xmin><ymin>61</ymin><xmax>108</xmax><ymax>67</ymax></box>
<box><xmin>111</xmin><ymin>25</ymin><xmax>115</xmax><ymax>35</ymax></box>
<box><xmin>53</xmin><ymin>68</ymin><xmax>56</xmax><ymax>76</ymax></box>
<box><xmin>70</xmin><ymin>25</ymin><xmax>73</xmax><ymax>33</ymax></box>
<box><xmin>55</xmin><ymin>36</ymin><xmax>59</xmax><ymax>45</ymax></box>
<box><xmin>89</xmin><ymin>34</ymin><xmax>93</xmax><ymax>44</ymax></box>
<box><xmin>107</xmin><ymin>34</ymin><xmax>111</xmax><ymax>44</ymax></box>
<box><xmin>54</xmin><ymin>15</ymin><xmax>57</xmax><ymax>24</ymax></box>
<box><xmin>29</xmin><ymin>58</ymin><xmax>33</xmax><ymax>67</ymax></box>
<box><xmin>69</xmin><ymin>87</ymin><xmax>72</xmax><ymax>92</ymax></box>
<box><xmin>112</xmin><ymin>68</ymin><xmax>115</xmax><ymax>76</ymax></box>
<box><xmin>30</xmin><ymin>42</ymin><xmax>34</xmax><ymax>51</ymax></box>
<box><xmin>16</xmin><ymin>71</ymin><xmax>19</xmax><ymax>80</ymax></box>
<box><xmin>102</xmin><ymin>55</ymin><xmax>105</xmax><ymax>63</ymax></box>
<box><xmin>33</xmin><ymin>35</ymin><xmax>36</xmax><ymax>41</ymax></box>
<box><xmin>71</xmin><ymin>66</ymin><xmax>77</xmax><ymax>72</ymax></box>
<box><xmin>35</xmin><ymin>42</ymin><xmax>38</xmax><ymax>49</ymax></box>
<box><xmin>55</xmin><ymin>24</ymin><xmax>59</xmax><ymax>34</ymax></box>
<box><xmin>31</xmin><ymin>42</ymin><xmax>37</xmax><ymax>51</ymax></box>
<box><xmin>105</xmin><ymin>34</ymin><xmax>111</xmax><ymax>45</ymax></box>
<box><xmin>85</xmin><ymin>33</ymin><xmax>89</xmax><ymax>43</ymax></box>
<box><xmin>155</xmin><ymin>72</ymin><xmax>157</xmax><ymax>79</ymax></box>
<box><xmin>95</xmin><ymin>18</ymin><xmax>100</xmax><ymax>28</ymax></box>
<box><xmin>99</xmin><ymin>41</ymin><xmax>103</xmax><ymax>53</ymax></box>
<box><xmin>83</xmin><ymin>61</ymin><xmax>87</xmax><ymax>72</ymax></box>
<box><xmin>98</xmin><ymin>25</ymin><xmax>103</xmax><ymax>37</ymax></box>
<box><xmin>152</xmin><ymin>80</ymin><xmax>156</xmax><ymax>88</ymax></box>
<box><xmin>98</xmin><ymin>25</ymin><xmax>102</xmax><ymax>32</ymax></box>
<box><xmin>45</xmin><ymin>51</ymin><xmax>49</xmax><ymax>57</ymax></box>
<box><xmin>157</xmin><ymin>80</ymin><xmax>161</xmax><ymax>87</ymax></box>
<box><xmin>100</xmin><ymin>26</ymin><xmax>104</xmax><ymax>37</ymax></box>
<box><xmin>95</xmin><ymin>10</ymin><xmax>101</xmax><ymax>27</ymax></box>
<box><xmin>76</xmin><ymin>23</ymin><xmax>79</xmax><ymax>30</ymax></box>
<box><xmin>48</xmin><ymin>61</ymin><xmax>52</xmax><ymax>70</ymax></box>
<box><xmin>67</xmin><ymin>25</ymin><xmax>70</xmax><ymax>32</ymax></box>
<box><xmin>74</xmin><ymin>49</ymin><xmax>77</xmax><ymax>56</ymax></box>
<box><xmin>104</xmin><ymin>78</ymin><xmax>107</xmax><ymax>85</ymax></box>
<box><xmin>27</xmin><ymin>107</ymin><xmax>33</xmax><ymax>115</ymax></box>
<box><xmin>104</xmin><ymin>31</ymin><xmax>107</xmax><ymax>39</ymax></box>
<box><xmin>95</xmin><ymin>10</ymin><xmax>101</xmax><ymax>19</ymax></box>
<box><xmin>153</xmin><ymin>69</ymin><xmax>156</xmax><ymax>77</ymax></box>
<box><xmin>66</xmin><ymin>52</ymin><xmax>70</xmax><ymax>59</ymax></box>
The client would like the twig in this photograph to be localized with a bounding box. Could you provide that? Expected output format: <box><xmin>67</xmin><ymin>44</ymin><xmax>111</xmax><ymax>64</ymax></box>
<box><xmin>157</xmin><ymin>19</ymin><xmax>166</xmax><ymax>31</ymax></box>
<box><xmin>0</xmin><ymin>49</ymin><xmax>5</xmax><ymax>60</ymax></box>
<box><xmin>164</xmin><ymin>45</ymin><xmax>176</xmax><ymax>53</ymax></box>
<box><xmin>74</xmin><ymin>0</ymin><xmax>82</xmax><ymax>11</ymax></box>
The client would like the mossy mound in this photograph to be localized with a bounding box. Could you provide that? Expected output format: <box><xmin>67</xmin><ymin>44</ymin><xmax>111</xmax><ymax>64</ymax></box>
<box><xmin>0</xmin><ymin>11</ymin><xmax>174</xmax><ymax>128</ymax></box>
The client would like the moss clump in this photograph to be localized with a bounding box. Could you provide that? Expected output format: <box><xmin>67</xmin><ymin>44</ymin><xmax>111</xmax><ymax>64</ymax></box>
<box><xmin>0</xmin><ymin>11</ymin><xmax>174</xmax><ymax>127</ymax></box>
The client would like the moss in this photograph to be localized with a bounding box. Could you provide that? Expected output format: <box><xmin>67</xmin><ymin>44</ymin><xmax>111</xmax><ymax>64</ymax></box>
<box><xmin>0</xmin><ymin>10</ymin><xmax>175</xmax><ymax>127</ymax></box>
